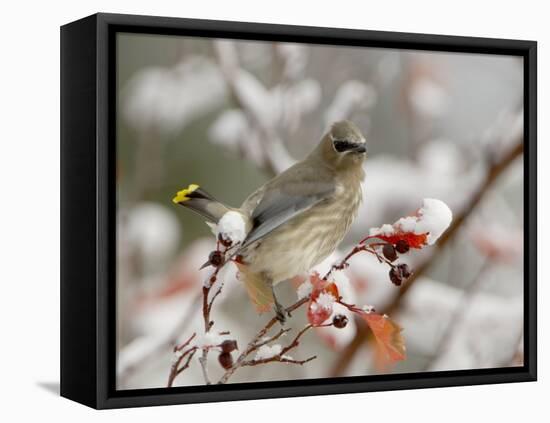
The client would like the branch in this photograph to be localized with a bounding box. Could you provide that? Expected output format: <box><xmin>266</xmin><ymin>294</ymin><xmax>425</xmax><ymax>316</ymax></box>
<box><xmin>216</xmin><ymin>297</ymin><xmax>311</xmax><ymax>384</ymax></box>
<box><xmin>242</xmin><ymin>355</ymin><xmax>317</xmax><ymax>367</ymax></box>
<box><xmin>198</xmin><ymin>350</ymin><xmax>211</xmax><ymax>385</ymax></box>
<box><xmin>167</xmin><ymin>333</ymin><xmax>197</xmax><ymax>387</ymax></box>
<box><xmin>324</xmin><ymin>242</ymin><xmax>398</xmax><ymax>281</ymax></box>
<box><xmin>328</xmin><ymin>136</ymin><xmax>524</xmax><ymax>377</ymax></box>
<box><xmin>240</xmin><ymin>324</ymin><xmax>323</xmax><ymax>367</ymax></box>
<box><xmin>196</xmin><ymin>246</ymin><xmax>232</xmax><ymax>385</ymax></box>
<box><xmin>252</xmin><ymin>327</ymin><xmax>292</xmax><ymax>350</ymax></box>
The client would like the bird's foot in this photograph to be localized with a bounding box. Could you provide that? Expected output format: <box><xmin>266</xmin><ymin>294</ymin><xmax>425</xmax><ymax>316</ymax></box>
<box><xmin>274</xmin><ymin>302</ymin><xmax>287</xmax><ymax>325</ymax></box>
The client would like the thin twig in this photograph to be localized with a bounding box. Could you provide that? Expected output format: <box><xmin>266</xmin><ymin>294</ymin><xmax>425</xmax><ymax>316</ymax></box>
<box><xmin>197</xmin><ymin>255</ymin><xmax>227</xmax><ymax>385</ymax></box>
<box><xmin>167</xmin><ymin>348</ymin><xmax>197</xmax><ymax>387</ymax></box>
<box><xmin>167</xmin><ymin>333</ymin><xmax>198</xmax><ymax>387</ymax></box>
<box><xmin>216</xmin><ymin>297</ymin><xmax>310</xmax><ymax>384</ymax></box>
<box><xmin>324</xmin><ymin>241</ymin><xmax>396</xmax><ymax>281</ymax></box>
<box><xmin>252</xmin><ymin>327</ymin><xmax>292</xmax><ymax>350</ymax></box>
<box><xmin>198</xmin><ymin>351</ymin><xmax>211</xmax><ymax>385</ymax></box>
<box><xmin>220</xmin><ymin>322</ymin><xmax>332</xmax><ymax>381</ymax></box>
<box><xmin>174</xmin><ymin>333</ymin><xmax>196</xmax><ymax>352</ymax></box>
<box><xmin>242</xmin><ymin>355</ymin><xmax>318</xmax><ymax>366</ymax></box>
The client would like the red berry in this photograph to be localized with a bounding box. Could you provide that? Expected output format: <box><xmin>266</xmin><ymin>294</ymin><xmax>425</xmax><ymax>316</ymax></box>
<box><xmin>209</xmin><ymin>250</ymin><xmax>224</xmax><ymax>267</ymax></box>
<box><xmin>397</xmin><ymin>263</ymin><xmax>411</xmax><ymax>279</ymax></box>
<box><xmin>382</xmin><ymin>243</ymin><xmax>397</xmax><ymax>262</ymax></box>
<box><xmin>395</xmin><ymin>240</ymin><xmax>410</xmax><ymax>254</ymax></box>
<box><xmin>332</xmin><ymin>314</ymin><xmax>349</xmax><ymax>329</ymax></box>
<box><xmin>220</xmin><ymin>339</ymin><xmax>238</xmax><ymax>353</ymax></box>
<box><xmin>218</xmin><ymin>352</ymin><xmax>233</xmax><ymax>369</ymax></box>
<box><xmin>389</xmin><ymin>267</ymin><xmax>403</xmax><ymax>286</ymax></box>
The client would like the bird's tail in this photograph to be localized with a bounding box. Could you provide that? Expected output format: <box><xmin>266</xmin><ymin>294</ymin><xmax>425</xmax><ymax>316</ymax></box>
<box><xmin>172</xmin><ymin>184</ymin><xmax>230</xmax><ymax>223</ymax></box>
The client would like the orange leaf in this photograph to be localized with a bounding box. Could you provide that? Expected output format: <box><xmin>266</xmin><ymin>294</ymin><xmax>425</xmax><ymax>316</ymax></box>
<box><xmin>360</xmin><ymin>312</ymin><xmax>406</xmax><ymax>363</ymax></box>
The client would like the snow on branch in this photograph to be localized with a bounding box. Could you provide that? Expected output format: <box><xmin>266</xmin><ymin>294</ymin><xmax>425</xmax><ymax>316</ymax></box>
<box><xmin>366</xmin><ymin>198</ymin><xmax>453</xmax><ymax>247</ymax></box>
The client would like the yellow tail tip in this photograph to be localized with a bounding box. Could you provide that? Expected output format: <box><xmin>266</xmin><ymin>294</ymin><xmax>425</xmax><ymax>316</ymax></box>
<box><xmin>173</xmin><ymin>184</ymin><xmax>200</xmax><ymax>204</ymax></box>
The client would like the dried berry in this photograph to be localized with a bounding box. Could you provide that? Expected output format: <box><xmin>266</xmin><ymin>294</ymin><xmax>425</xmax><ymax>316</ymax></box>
<box><xmin>218</xmin><ymin>351</ymin><xmax>233</xmax><ymax>369</ymax></box>
<box><xmin>382</xmin><ymin>243</ymin><xmax>398</xmax><ymax>262</ymax></box>
<box><xmin>220</xmin><ymin>339</ymin><xmax>238</xmax><ymax>353</ymax></box>
<box><xmin>209</xmin><ymin>250</ymin><xmax>224</xmax><ymax>267</ymax></box>
<box><xmin>218</xmin><ymin>233</ymin><xmax>233</xmax><ymax>247</ymax></box>
<box><xmin>395</xmin><ymin>239</ymin><xmax>410</xmax><ymax>254</ymax></box>
<box><xmin>389</xmin><ymin>267</ymin><xmax>403</xmax><ymax>286</ymax></box>
<box><xmin>332</xmin><ymin>314</ymin><xmax>349</xmax><ymax>329</ymax></box>
<box><xmin>397</xmin><ymin>263</ymin><xmax>411</xmax><ymax>279</ymax></box>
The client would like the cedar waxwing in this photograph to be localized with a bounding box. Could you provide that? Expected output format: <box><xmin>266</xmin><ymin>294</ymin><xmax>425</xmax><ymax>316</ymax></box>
<box><xmin>173</xmin><ymin>120</ymin><xmax>367</xmax><ymax>323</ymax></box>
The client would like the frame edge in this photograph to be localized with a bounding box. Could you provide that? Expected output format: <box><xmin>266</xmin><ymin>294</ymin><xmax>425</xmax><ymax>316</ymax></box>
<box><xmin>60</xmin><ymin>13</ymin><xmax>100</xmax><ymax>409</ymax></box>
<box><xmin>66</xmin><ymin>12</ymin><xmax>538</xmax><ymax>409</ymax></box>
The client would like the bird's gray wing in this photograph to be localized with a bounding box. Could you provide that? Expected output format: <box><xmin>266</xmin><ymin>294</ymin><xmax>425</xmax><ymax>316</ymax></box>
<box><xmin>240</xmin><ymin>172</ymin><xmax>335</xmax><ymax>250</ymax></box>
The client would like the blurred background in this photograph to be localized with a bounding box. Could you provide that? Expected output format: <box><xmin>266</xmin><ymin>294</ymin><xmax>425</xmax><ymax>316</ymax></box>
<box><xmin>116</xmin><ymin>33</ymin><xmax>524</xmax><ymax>390</ymax></box>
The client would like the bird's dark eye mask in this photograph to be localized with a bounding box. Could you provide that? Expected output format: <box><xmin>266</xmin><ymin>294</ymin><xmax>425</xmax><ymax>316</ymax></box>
<box><xmin>333</xmin><ymin>139</ymin><xmax>358</xmax><ymax>152</ymax></box>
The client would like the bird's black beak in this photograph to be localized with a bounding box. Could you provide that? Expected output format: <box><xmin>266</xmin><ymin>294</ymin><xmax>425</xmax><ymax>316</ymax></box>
<box><xmin>333</xmin><ymin>139</ymin><xmax>367</xmax><ymax>154</ymax></box>
<box><xmin>351</xmin><ymin>144</ymin><xmax>367</xmax><ymax>154</ymax></box>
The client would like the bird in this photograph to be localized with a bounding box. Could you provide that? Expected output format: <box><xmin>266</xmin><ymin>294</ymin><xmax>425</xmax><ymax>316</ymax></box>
<box><xmin>173</xmin><ymin>120</ymin><xmax>367</xmax><ymax>324</ymax></box>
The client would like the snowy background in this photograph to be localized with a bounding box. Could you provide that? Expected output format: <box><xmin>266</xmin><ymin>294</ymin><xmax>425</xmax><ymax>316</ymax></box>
<box><xmin>115</xmin><ymin>33</ymin><xmax>524</xmax><ymax>390</ymax></box>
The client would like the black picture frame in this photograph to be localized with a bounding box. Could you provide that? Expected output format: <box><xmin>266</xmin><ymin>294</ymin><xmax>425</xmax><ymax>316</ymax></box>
<box><xmin>60</xmin><ymin>12</ymin><xmax>537</xmax><ymax>409</ymax></box>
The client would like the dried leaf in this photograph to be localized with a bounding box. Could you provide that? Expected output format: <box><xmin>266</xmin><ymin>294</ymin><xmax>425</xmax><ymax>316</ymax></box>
<box><xmin>360</xmin><ymin>312</ymin><xmax>406</xmax><ymax>363</ymax></box>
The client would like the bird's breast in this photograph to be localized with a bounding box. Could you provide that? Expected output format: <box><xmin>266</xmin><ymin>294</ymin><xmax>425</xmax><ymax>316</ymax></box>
<box><xmin>243</xmin><ymin>183</ymin><xmax>362</xmax><ymax>283</ymax></box>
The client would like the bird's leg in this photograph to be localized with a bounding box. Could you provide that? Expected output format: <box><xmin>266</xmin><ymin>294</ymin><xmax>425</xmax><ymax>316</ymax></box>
<box><xmin>270</xmin><ymin>282</ymin><xmax>287</xmax><ymax>325</ymax></box>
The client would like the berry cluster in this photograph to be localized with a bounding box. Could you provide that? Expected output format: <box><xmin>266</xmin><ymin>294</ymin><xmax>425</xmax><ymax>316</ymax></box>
<box><xmin>381</xmin><ymin>240</ymin><xmax>412</xmax><ymax>286</ymax></box>
<box><xmin>217</xmin><ymin>339</ymin><xmax>238</xmax><ymax>370</ymax></box>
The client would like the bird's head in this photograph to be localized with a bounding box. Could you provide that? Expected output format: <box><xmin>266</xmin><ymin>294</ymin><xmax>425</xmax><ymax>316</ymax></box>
<box><xmin>318</xmin><ymin>120</ymin><xmax>367</xmax><ymax>170</ymax></box>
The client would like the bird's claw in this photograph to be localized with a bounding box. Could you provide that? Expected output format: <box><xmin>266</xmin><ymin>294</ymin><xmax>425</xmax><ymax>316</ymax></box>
<box><xmin>274</xmin><ymin>303</ymin><xmax>287</xmax><ymax>325</ymax></box>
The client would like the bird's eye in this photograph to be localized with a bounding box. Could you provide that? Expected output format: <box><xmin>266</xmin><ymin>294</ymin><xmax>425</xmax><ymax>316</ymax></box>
<box><xmin>333</xmin><ymin>139</ymin><xmax>354</xmax><ymax>152</ymax></box>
